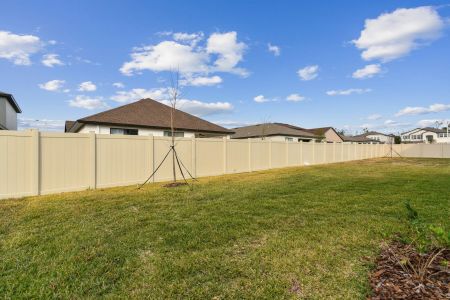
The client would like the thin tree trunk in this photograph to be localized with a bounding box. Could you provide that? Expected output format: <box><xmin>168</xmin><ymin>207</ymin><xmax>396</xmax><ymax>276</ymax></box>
<box><xmin>171</xmin><ymin>104</ymin><xmax>176</xmax><ymax>183</ymax></box>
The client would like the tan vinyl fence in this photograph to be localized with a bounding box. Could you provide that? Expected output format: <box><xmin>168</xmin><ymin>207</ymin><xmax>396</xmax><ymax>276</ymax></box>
<box><xmin>5</xmin><ymin>129</ymin><xmax>447</xmax><ymax>200</ymax></box>
<box><xmin>391</xmin><ymin>144</ymin><xmax>450</xmax><ymax>158</ymax></box>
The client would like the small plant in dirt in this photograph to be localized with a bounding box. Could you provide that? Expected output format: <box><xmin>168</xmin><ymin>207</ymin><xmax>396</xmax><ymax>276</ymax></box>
<box><xmin>403</xmin><ymin>201</ymin><xmax>450</xmax><ymax>252</ymax></box>
<box><xmin>368</xmin><ymin>202</ymin><xmax>449</xmax><ymax>299</ymax></box>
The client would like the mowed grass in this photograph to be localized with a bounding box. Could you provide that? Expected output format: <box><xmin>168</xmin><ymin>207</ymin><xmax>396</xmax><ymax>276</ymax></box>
<box><xmin>1</xmin><ymin>158</ymin><xmax>449</xmax><ymax>299</ymax></box>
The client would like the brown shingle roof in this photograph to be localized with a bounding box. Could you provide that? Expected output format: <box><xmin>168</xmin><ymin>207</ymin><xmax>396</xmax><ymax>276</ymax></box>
<box><xmin>339</xmin><ymin>134</ymin><xmax>379</xmax><ymax>143</ymax></box>
<box><xmin>231</xmin><ymin>123</ymin><xmax>319</xmax><ymax>139</ymax></box>
<box><xmin>69</xmin><ymin>99</ymin><xmax>232</xmax><ymax>134</ymax></box>
<box><xmin>65</xmin><ymin>121</ymin><xmax>76</xmax><ymax>132</ymax></box>
<box><xmin>304</xmin><ymin>127</ymin><xmax>335</xmax><ymax>136</ymax></box>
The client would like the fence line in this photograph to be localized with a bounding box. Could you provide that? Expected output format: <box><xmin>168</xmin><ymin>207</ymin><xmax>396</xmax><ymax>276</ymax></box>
<box><xmin>1</xmin><ymin>129</ymin><xmax>448</xmax><ymax>200</ymax></box>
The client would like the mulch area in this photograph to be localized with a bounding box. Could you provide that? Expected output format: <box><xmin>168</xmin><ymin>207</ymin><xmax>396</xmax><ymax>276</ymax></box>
<box><xmin>163</xmin><ymin>182</ymin><xmax>188</xmax><ymax>188</ymax></box>
<box><xmin>368</xmin><ymin>241</ymin><xmax>449</xmax><ymax>299</ymax></box>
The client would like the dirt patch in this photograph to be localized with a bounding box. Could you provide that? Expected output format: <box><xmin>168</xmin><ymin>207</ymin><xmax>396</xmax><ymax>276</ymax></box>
<box><xmin>369</xmin><ymin>241</ymin><xmax>449</xmax><ymax>299</ymax></box>
<box><xmin>163</xmin><ymin>182</ymin><xmax>188</xmax><ymax>188</ymax></box>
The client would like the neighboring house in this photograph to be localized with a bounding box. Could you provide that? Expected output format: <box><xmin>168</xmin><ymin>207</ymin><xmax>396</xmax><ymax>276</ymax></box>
<box><xmin>339</xmin><ymin>134</ymin><xmax>380</xmax><ymax>144</ymax></box>
<box><xmin>401</xmin><ymin>127</ymin><xmax>450</xmax><ymax>144</ymax></box>
<box><xmin>0</xmin><ymin>91</ymin><xmax>22</xmax><ymax>130</ymax></box>
<box><xmin>231</xmin><ymin>123</ymin><xmax>319</xmax><ymax>142</ymax></box>
<box><xmin>304</xmin><ymin>127</ymin><xmax>343</xmax><ymax>143</ymax></box>
<box><xmin>354</xmin><ymin>131</ymin><xmax>395</xmax><ymax>144</ymax></box>
<box><xmin>65</xmin><ymin>98</ymin><xmax>233</xmax><ymax>137</ymax></box>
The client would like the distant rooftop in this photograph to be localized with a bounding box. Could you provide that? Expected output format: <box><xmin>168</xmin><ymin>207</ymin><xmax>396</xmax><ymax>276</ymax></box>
<box><xmin>231</xmin><ymin>123</ymin><xmax>319</xmax><ymax>139</ymax></box>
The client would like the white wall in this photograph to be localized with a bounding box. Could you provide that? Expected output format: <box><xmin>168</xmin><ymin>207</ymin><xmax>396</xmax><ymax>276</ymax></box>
<box><xmin>0</xmin><ymin>97</ymin><xmax>5</xmax><ymax>129</ymax></box>
<box><xmin>401</xmin><ymin>129</ymin><xmax>447</xmax><ymax>144</ymax></box>
<box><xmin>246</xmin><ymin>135</ymin><xmax>315</xmax><ymax>142</ymax></box>
<box><xmin>5</xmin><ymin>100</ymin><xmax>17</xmax><ymax>130</ymax></box>
<box><xmin>78</xmin><ymin>124</ymin><xmax>196</xmax><ymax>138</ymax></box>
<box><xmin>366</xmin><ymin>134</ymin><xmax>394</xmax><ymax>144</ymax></box>
<box><xmin>0</xmin><ymin>97</ymin><xmax>17</xmax><ymax>130</ymax></box>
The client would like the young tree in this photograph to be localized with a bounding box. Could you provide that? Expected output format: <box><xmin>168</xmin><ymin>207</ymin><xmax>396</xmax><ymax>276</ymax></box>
<box><xmin>168</xmin><ymin>71</ymin><xmax>180</xmax><ymax>183</ymax></box>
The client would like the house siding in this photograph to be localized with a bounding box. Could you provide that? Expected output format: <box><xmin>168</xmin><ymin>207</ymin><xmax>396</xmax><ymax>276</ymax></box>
<box><xmin>0</xmin><ymin>97</ymin><xmax>17</xmax><ymax>130</ymax></box>
<box><xmin>366</xmin><ymin>134</ymin><xmax>394</xmax><ymax>144</ymax></box>
<box><xmin>77</xmin><ymin>124</ymin><xmax>197</xmax><ymax>137</ymax></box>
<box><xmin>322</xmin><ymin>129</ymin><xmax>342</xmax><ymax>142</ymax></box>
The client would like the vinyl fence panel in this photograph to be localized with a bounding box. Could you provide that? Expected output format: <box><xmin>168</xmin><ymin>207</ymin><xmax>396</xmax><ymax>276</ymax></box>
<box><xmin>1</xmin><ymin>129</ymin><xmax>448</xmax><ymax>199</ymax></box>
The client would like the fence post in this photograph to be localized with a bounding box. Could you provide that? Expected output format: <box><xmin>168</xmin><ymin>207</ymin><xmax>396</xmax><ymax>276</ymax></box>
<box><xmin>300</xmin><ymin>140</ymin><xmax>303</xmax><ymax>166</ymax></box>
<box><xmin>30</xmin><ymin>129</ymin><xmax>40</xmax><ymax>196</ymax></box>
<box><xmin>333</xmin><ymin>142</ymin><xmax>336</xmax><ymax>163</ymax></box>
<box><xmin>323</xmin><ymin>141</ymin><xmax>327</xmax><ymax>163</ymax></box>
<box><xmin>191</xmin><ymin>137</ymin><xmax>197</xmax><ymax>177</ymax></box>
<box><xmin>89</xmin><ymin>132</ymin><xmax>96</xmax><ymax>189</ymax></box>
<box><xmin>151</xmin><ymin>135</ymin><xmax>155</xmax><ymax>182</ymax></box>
<box><xmin>223</xmin><ymin>137</ymin><xmax>227</xmax><ymax>174</ymax></box>
<box><xmin>248</xmin><ymin>138</ymin><xmax>252</xmax><ymax>172</ymax></box>
<box><xmin>285</xmin><ymin>140</ymin><xmax>289</xmax><ymax>166</ymax></box>
<box><xmin>312</xmin><ymin>140</ymin><xmax>315</xmax><ymax>164</ymax></box>
<box><xmin>269</xmin><ymin>139</ymin><xmax>272</xmax><ymax>169</ymax></box>
<box><xmin>341</xmin><ymin>142</ymin><xmax>344</xmax><ymax>161</ymax></box>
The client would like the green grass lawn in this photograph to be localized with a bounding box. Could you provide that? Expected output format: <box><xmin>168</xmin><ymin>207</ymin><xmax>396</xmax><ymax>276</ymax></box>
<box><xmin>1</xmin><ymin>158</ymin><xmax>449</xmax><ymax>299</ymax></box>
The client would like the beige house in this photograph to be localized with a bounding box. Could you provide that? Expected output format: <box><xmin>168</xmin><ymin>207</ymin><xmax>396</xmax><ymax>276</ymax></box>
<box><xmin>354</xmin><ymin>131</ymin><xmax>395</xmax><ymax>144</ymax></box>
<box><xmin>231</xmin><ymin>123</ymin><xmax>319</xmax><ymax>142</ymax></box>
<box><xmin>0</xmin><ymin>91</ymin><xmax>21</xmax><ymax>130</ymax></box>
<box><xmin>339</xmin><ymin>134</ymin><xmax>381</xmax><ymax>144</ymax></box>
<box><xmin>65</xmin><ymin>98</ymin><xmax>233</xmax><ymax>137</ymax></box>
<box><xmin>304</xmin><ymin>127</ymin><xmax>343</xmax><ymax>143</ymax></box>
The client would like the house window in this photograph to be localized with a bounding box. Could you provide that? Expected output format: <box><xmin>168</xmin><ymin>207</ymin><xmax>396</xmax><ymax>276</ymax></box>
<box><xmin>285</xmin><ymin>137</ymin><xmax>293</xmax><ymax>142</ymax></box>
<box><xmin>110</xmin><ymin>128</ymin><xmax>138</xmax><ymax>135</ymax></box>
<box><xmin>163</xmin><ymin>131</ymin><xmax>184</xmax><ymax>137</ymax></box>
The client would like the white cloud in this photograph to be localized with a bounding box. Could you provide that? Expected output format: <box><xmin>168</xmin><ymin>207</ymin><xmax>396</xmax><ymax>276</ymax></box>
<box><xmin>395</xmin><ymin>103</ymin><xmax>450</xmax><ymax>116</ymax></box>
<box><xmin>326</xmin><ymin>88</ymin><xmax>372</xmax><ymax>96</ymax></box>
<box><xmin>207</xmin><ymin>31</ymin><xmax>248</xmax><ymax>76</ymax></box>
<box><xmin>120</xmin><ymin>41</ymin><xmax>209</xmax><ymax>76</ymax></box>
<box><xmin>41</xmin><ymin>53</ymin><xmax>64</xmax><ymax>67</ymax></box>
<box><xmin>172</xmin><ymin>32</ymin><xmax>204</xmax><ymax>46</ymax></box>
<box><xmin>367</xmin><ymin>114</ymin><xmax>382</xmax><ymax>120</ymax></box>
<box><xmin>353</xmin><ymin>6</ymin><xmax>445</xmax><ymax>62</ymax></box>
<box><xmin>161</xmin><ymin>99</ymin><xmax>233</xmax><ymax>116</ymax></box>
<box><xmin>358</xmin><ymin>119</ymin><xmax>411</xmax><ymax>131</ymax></box>
<box><xmin>120</xmin><ymin>31</ymin><xmax>247</xmax><ymax>77</ymax></box>
<box><xmin>38</xmin><ymin>79</ymin><xmax>66</xmax><ymax>92</ymax></box>
<box><xmin>297</xmin><ymin>65</ymin><xmax>319</xmax><ymax>81</ymax></box>
<box><xmin>268</xmin><ymin>43</ymin><xmax>280</xmax><ymax>56</ymax></box>
<box><xmin>213</xmin><ymin>120</ymin><xmax>253</xmax><ymax>128</ymax></box>
<box><xmin>0</xmin><ymin>30</ymin><xmax>43</xmax><ymax>65</ymax></box>
<box><xmin>253</xmin><ymin>95</ymin><xmax>272</xmax><ymax>103</ymax></box>
<box><xmin>180</xmin><ymin>75</ymin><xmax>222</xmax><ymax>86</ymax></box>
<box><xmin>68</xmin><ymin>95</ymin><xmax>108</xmax><ymax>110</ymax></box>
<box><xmin>110</xmin><ymin>87</ymin><xmax>232</xmax><ymax>116</ymax></box>
<box><xmin>113</xmin><ymin>82</ymin><xmax>125</xmax><ymax>88</ymax></box>
<box><xmin>111</xmin><ymin>88</ymin><xmax>168</xmax><ymax>103</ymax></box>
<box><xmin>78</xmin><ymin>81</ymin><xmax>97</xmax><ymax>92</ymax></box>
<box><xmin>18</xmin><ymin>117</ymin><xmax>65</xmax><ymax>131</ymax></box>
<box><xmin>417</xmin><ymin>119</ymin><xmax>450</xmax><ymax>128</ymax></box>
<box><xmin>286</xmin><ymin>93</ymin><xmax>305</xmax><ymax>102</ymax></box>
<box><xmin>352</xmin><ymin>64</ymin><xmax>381</xmax><ymax>79</ymax></box>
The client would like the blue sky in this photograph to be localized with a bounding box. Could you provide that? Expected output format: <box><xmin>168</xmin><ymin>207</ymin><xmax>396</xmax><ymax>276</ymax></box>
<box><xmin>1</xmin><ymin>0</ymin><xmax>449</xmax><ymax>134</ymax></box>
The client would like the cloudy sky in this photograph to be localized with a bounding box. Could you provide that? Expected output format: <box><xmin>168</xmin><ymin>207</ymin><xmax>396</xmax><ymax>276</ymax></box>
<box><xmin>1</xmin><ymin>0</ymin><xmax>450</xmax><ymax>134</ymax></box>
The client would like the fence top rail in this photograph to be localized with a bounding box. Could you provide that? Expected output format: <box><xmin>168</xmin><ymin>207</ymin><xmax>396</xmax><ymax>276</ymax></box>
<box><xmin>0</xmin><ymin>130</ymin><xmax>34</xmax><ymax>137</ymax></box>
<box><xmin>41</xmin><ymin>132</ymin><xmax>91</xmax><ymax>138</ymax></box>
